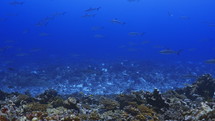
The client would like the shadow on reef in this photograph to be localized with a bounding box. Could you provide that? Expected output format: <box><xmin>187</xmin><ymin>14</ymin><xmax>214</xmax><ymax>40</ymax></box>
<box><xmin>0</xmin><ymin>74</ymin><xmax>215</xmax><ymax>120</ymax></box>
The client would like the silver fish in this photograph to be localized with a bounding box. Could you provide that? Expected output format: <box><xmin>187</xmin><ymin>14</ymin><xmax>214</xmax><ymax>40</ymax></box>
<box><xmin>160</xmin><ymin>49</ymin><xmax>182</xmax><ymax>55</ymax></box>
<box><xmin>9</xmin><ymin>1</ymin><xmax>24</xmax><ymax>5</ymax></box>
<box><xmin>85</xmin><ymin>7</ymin><xmax>101</xmax><ymax>12</ymax></box>
<box><xmin>111</xmin><ymin>19</ymin><xmax>126</xmax><ymax>24</ymax></box>
<box><xmin>205</xmin><ymin>59</ymin><xmax>215</xmax><ymax>64</ymax></box>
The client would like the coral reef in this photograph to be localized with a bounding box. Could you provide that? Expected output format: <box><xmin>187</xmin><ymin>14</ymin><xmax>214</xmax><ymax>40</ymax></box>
<box><xmin>176</xmin><ymin>74</ymin><xmax>215</xmax><ymax>101</ymax></box>
<box><xmin>0</xmin><ymin>74</ymin><xmax>214</xmax><ymax>120</ymax></box>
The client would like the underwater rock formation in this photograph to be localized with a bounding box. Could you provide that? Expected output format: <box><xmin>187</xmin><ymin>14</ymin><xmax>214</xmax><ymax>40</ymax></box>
<box><xmin>0</xmin><ymin>74</ymin><xmax>214</xmax><ymax>120</ymax></box>
<box><xmin>0</xmin><ymin>91</ymin><xmax>8</xmax><ymax>101</ymax></box>
<box><xmin>176</xmin><ymin>74</ymin><xmax>215</xmax><ymax>101</ymax></box>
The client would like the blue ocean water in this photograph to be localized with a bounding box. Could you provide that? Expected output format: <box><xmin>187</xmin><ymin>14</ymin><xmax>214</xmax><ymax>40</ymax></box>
<box><xmin>0</xmin><ymin>0</ymin><xmax>215</xmax><ymax>96</ymax></box>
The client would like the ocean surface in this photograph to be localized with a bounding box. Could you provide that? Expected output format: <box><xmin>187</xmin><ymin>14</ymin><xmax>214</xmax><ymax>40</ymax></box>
<box><xmin>0</xmin><ymin>0</ymin><xmax>215</xmax><ymax>96</ymax></box>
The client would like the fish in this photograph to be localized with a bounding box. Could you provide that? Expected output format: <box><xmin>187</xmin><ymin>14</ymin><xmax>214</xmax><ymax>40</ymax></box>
<box><xmin>44</xmin><ymin>16</ymin><xmax>55</xmax><ymax>21</ymax></box>
<box><xmin>9</xmin><ymin>1</ymin><xmax>24</xmax><ymax>5</ymax></box>
<box><xmin>208</xmin><ymin>24</ymin><xmax>215</xmax><ymax>27</ymax></box>
<box><xmin>204</xmin><ymin>59</ymin><xmax>215</xmax><ymax>64</ymax></box>
<box><xmin>85</xmin><ymin>7</ymin><xmax>101</xmax><ymax>12</ymax></box>
<box><xmin>0</xmin><ymin>18</ymin><xmax>7</xmax><ymax>22</ymax></box>
<box><xmin>88</xmin><ymin>94</ymin><xmax>93</xmax><ymax>97</ymax></box>
<box><xmin>129</xmin><ymin>32</ymin><xmax>145</xmax><ymax>36</ymax></box>
<box><xmin>111</xmin><ymin>19</ymin><xmax>126</xmax><ymax>24</ymax></box>
<box><xmin>35</xmin><ymin>12</ymin><xmax>66</xmax><ymax>27</ymax></box>
<box><xmin>159</xmin><ymin>49</ymin><xmax>182</xmax><ymax>55</ymax></box>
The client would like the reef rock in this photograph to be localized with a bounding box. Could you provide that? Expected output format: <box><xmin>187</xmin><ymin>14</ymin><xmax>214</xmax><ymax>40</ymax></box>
<box><xmin>177</xmin><ymin>74</ymin><xmax>215</xmax><ymax>101</ymax></box>
<box><xmin>145</xmin><ymin>89</ymin><xmax>169</xmax><ymax>112</ymax></box>
<box><xmin>63</xmin><ymin>97</ymin><xmax>79</xmax><ymax>110</ymax></box>
<box><xmin>0</xmin><ymin>91</ymin><xmax>8</xmax><ymax>101</ymax></box>
<box><xmin>37</xmin><ymin>89</ymin><xmax>59</xmax><ymax>104</ymax></box>
<box><xmin>184</xmin><ymin>102</ymin><xmax>215</xmax><ymax>120</ymax></box>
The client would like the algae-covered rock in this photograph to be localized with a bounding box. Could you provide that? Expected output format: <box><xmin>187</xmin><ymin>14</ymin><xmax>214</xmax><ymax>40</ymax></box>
<box><xmin>50</xmin><ymin>97</ymin><xmax>64</xmax><ymax>108</ymax></box>
<box><xmin>101</xmin><ymin>110</ymin><xmax>127</xmax><ymax>120</ymax></box>
<box><xmin>137</xmin><ymin>104</ymin><xmax>158</xmax><ymax>121</ymax></box>
<box><xmin>23</xmin><ymin>103</ymin><xmax>48</xmax><ymax>112</ymax></box>
<box><xmin>100</xmin><ymin>98</ymin><xmax>119</xmax><ymax>110</ymax></box>
<box><xmin>15</xmin><ymin>94</ymin><xmax>35</xmax><ymax>106</ymax></box>
<box><xmin>37</xmin><ymin>89</ymin><xmax>59</xmax><ymax>104</ymax></box>
<box><xmin>184</xmin><ymin>102</ymin><xmax>215</xmax><ymax>121</ymax></box>
<box><xmin>89</xmin><ymin>111</ymin><xmax>101</xmax><ymax>120</ymax></box>
<box><xmin>62</xmin><ymin>114</ymin><xmax>81</xmax><ymax>121</ymax></box>
<box><xmin>46</xmin><ymin>107</ymin><xmax>68</xmax><ymax>116</ymax></box>
<box><xmin>63</xmin><ymin>97</ymin><xmax>79</xmax><ymax>110</ymax></box>
<box><xmin>116</xmin><ymin>92</ymin><xmax>145</xmax><ymax>109</ymax></box>
<box><xmin>79</xmin><ymin>114</ymin><xmax>88</xmax><ymax>120</ymax></box>
<box><xmin>116</xmin><ymin>94</ymin><xmax>136</xmax><ymax>109</ymax></box>
<box><xmin>124</xmin><ymin>105</ymin><xmax>139</xmax><ymax>116</ymax></box>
